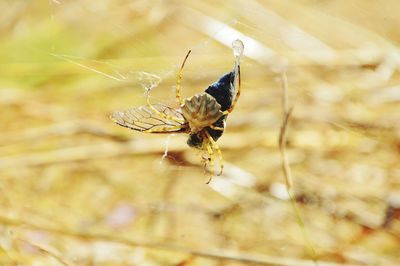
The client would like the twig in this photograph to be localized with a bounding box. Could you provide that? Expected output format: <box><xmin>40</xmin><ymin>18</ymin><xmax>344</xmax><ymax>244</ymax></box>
<box><xmin>0</xmin><ymin>215</ymin><xmax>362</xmax><ymax>266</ymax></box>
<box><xmin>0</xmin><ymin>121</ymin><xmax>127</xmax><ymax>145</ymax></box>
<box><xmin>18</xmin><ymin>239</ymin><xmax>72</xmax><ymax>266</ymax></box>
<box><xmin>278</xmin><ymin>72</ymin><xmax>294</xmax><ymax>189</ymax></box>
<box><xmin>0</xmin><ymin>133</ymin><xmax>263</xmax><ymax>169</ymax></box>
<box><xmin>278</xmin><ymin>72</ymin><xmax>319</xmax><ymax>266</ymax></box>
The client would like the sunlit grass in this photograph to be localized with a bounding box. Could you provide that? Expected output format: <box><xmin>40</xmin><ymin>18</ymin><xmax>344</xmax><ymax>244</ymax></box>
<box><xmin>0</xmin><ymin>0</ymin><xmax>399</xmax><ymax>265</ymax></box>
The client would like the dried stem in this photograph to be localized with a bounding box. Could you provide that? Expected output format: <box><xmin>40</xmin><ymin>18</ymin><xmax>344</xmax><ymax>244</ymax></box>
<box><xmin>0</xmin><ymin>215</ymin><xmax>361</xmax><ymax>266</ymax></box>
<box><xmin>18</xmin><ymin>239</ymin><xmax>72</xmax><ymax>266</ymax></box>
<box><xmin>278</xmin><ymin>72</ymin><xmax>319</xmax><ymax>266</ymax></box>
<box><xmin>278</xmin><ymin>73</ymin><xmax>294</xmax><ymax>189</ymax></box>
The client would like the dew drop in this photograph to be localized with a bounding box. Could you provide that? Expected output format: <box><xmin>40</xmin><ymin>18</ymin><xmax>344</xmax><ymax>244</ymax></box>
<box><xmin>232</xmin><ymin>39</ymin><xmax>244</xmax><ymax>58</ymax></box>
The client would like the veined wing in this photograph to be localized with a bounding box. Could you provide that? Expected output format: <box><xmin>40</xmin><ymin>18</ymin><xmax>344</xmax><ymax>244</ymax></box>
<box><xmin>110</xmin><ymin>103</ymin><xmax>188</xmax><ymax>134</ymax></box>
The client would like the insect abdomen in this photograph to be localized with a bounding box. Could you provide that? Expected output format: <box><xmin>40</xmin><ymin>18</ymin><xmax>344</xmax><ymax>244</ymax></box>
<box><xmin>205</xmin><ymin>71</ymin><xmax>235</xmax><ymax>111</ymax></box>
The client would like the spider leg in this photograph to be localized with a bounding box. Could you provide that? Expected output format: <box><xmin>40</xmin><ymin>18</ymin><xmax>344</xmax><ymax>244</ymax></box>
<box><xmin>140</xmin><ymin>125</ymin><xmax>186</xmax><ymax>134</ymax></box>
<box><xmin>146</xmin><ymin>93</ymin><xmax>185</xmax><ymax>124</ymax></box>
<box><xmin>205</xmin><ymin>131</ymin><xmax>224</xmax><ymax>176</ymax></box>
<box><xmin>205</xmin><ymin>140</ymin><xmax>214</xmax><ymax>184</ymax></box>
<box><xmin>176</xmin><ymin>50</ymin><xmax>192</xmax><ymax>106</ymax></box>
<box><xmin>209</xmin><ymin>125</ymin><xmax>224</xmax><ymax>131</ymax></box>
<box><xmin>222</xmin><ymin>62</ymin><xmax>241</xmax><ymax>115</ymax></box>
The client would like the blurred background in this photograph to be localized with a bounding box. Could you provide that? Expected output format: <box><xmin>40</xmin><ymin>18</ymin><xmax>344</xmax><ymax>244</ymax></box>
<box><xmin>1</xmin><ymin>0</ymin><xmax>400</xmax><ymax>265</ymax></box>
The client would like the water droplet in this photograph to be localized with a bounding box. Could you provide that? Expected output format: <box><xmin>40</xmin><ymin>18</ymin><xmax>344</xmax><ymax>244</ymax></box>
<box><xmin>232</xmin><ymin>39</ymin><xmax>244</xmax><ymax>58</ymax></box>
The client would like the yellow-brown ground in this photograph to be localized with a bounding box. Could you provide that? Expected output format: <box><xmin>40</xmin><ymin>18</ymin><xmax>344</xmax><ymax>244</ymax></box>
<box><xmin>0</xmin><ymin>1</ymin><xmax>399</xmax><ymax>265</ymax></box>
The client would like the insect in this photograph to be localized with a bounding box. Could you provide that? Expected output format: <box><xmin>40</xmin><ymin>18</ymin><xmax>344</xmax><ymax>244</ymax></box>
<box><xmin>110</xmin><ymin>39</ymin><xmax>244</xmax><ymax>183</ymax></box>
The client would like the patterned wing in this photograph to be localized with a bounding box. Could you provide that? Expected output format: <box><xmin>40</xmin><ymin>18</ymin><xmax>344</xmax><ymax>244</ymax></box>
<box><xmin>110</xmin><ymin>103</ymin><xmax>188</xmax><ymax>134</ymax></box>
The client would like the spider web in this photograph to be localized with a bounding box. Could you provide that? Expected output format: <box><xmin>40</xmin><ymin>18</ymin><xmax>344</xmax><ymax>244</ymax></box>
<box><xmin>0</xmin><ymin>1</ymin><xmax>399</xmax><ymax>265</ymax></box>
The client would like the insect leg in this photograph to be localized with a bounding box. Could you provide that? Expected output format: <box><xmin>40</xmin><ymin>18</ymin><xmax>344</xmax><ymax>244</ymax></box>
<box><xmin>176</xmin><ymin>50</ymin><xmax>191</xmax><ymax>106</ymax></box>
<box><xmin>205</xmin><ymin>141</ymin><xmax>214</xmax><ymax>184</ymax></box>
<box><xmin>205</xmin><ymin>131</ymin><xmax>224</xmax><ymax>176</ymax></box>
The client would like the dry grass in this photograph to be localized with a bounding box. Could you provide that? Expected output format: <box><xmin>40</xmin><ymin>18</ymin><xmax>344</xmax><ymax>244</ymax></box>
<box><xmin>0</xmin><ymin>1</ymin><xmax>400</xmax><ymax>265</ymax></box>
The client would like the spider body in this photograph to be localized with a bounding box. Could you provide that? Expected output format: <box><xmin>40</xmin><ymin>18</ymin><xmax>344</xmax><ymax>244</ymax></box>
<box><xmin>181</xmin><ymin>93</ymin><xmax>223</xmax><ymax>134</ymax></box>
<box><xmin>110</xmin><ymin>39</ymin><xmax>244</xmax><ymax>182</ymax></box>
